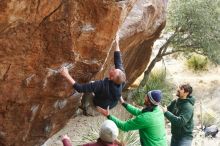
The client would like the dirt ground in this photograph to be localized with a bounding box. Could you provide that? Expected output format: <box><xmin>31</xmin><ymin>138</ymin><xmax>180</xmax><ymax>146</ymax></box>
<box><xmin>43</xmin><ymin>104</ymin><xmax>130</xmax><ymax>146</ymax></box>
<box><xmin>43</xmin><ymin>55</ymin><xmax>220</xmax><ymax>146</ymax></box>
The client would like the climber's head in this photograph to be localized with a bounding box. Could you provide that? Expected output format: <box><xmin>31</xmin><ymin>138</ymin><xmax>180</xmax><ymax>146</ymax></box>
<box><xmin>109</xmin><ymin>67</ymin><xmax>126</xmax><ymax>84</ymax></box>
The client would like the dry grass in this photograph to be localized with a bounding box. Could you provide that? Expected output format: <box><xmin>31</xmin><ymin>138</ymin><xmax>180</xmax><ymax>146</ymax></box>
<box><xmin>81</xmin><ymin>105</ymin><xmax>141</xmax><ymax>146</ymax></box>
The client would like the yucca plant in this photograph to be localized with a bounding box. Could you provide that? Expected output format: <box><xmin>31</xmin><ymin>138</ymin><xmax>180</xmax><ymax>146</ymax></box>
<box><xmin>202</xmin><ymin>109</ymin><xmax>218</xmax><ymax>127</ymax></box>
<box><xmin>186</xmin><ymin>55</ymin><xmax>208</xmax><ymax>72</ymax></box>
<box><xmin>82</xmin><ymin>121</ymin><xmax>101</xmax><ymax>143</ymax></box>
<box><xmin>118</xmin><ymin>130</ymin><xmax>140</xmax><ymax>146</ymax></box>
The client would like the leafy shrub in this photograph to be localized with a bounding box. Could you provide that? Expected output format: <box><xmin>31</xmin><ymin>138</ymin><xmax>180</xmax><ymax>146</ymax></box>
<box><xmin>202</xmin><ymin>109</ymin><xmax>218</xmax><ymax>127</ymax></box>
<box><xmin>186</xmin><ymin>55</ymin><xmax>208</xmax><ymax>72</ymax></box>
<box><xmin>131</xmin><ymin>87</ymin><xmax>146</xmax><ymax>106</ymax></box>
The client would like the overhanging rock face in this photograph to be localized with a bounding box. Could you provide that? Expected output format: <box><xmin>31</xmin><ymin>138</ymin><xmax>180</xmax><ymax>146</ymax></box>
<box><xmin>0</xmin><ymin>0</ymin><xmax>166</xmax><ymax>145</ymax></box>
<box><xmin>94</xmin><ymin>0</ymin><xmax>167</xmax><ymax>87</ymax></box>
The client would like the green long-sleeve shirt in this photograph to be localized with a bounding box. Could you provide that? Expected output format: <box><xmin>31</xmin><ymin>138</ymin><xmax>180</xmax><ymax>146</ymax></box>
<box><xmin>108</xmin><ymin>103</ymin><xmax>167</xmax><ymax>146</ymax></box>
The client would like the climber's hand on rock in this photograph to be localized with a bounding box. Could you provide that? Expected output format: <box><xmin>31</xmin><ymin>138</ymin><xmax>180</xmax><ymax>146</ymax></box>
<box><xmin>97</xmin><ymin>106</ymin><xmax>110</xmax><ymax>117</ymax></box>
<box><xmin>115</xmin><ymin>32</ymin><xmax>120</xmax><ymax>51</ymax></box>
<box><xmin>60</xmin><ymin>67</ymin><xmax>76</xmax><ymax>85</ymax></box>
<box><xmin>60</xmin><ymin>67</ymin><xmax>69</xmax><ymax>77</ymax></box>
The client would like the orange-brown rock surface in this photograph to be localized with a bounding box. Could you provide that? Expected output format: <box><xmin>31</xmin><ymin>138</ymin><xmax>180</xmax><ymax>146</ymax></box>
<box><xmin>0</xmin><ymin>0</ymin><xmax>167</xmax><ymax>145</ymax></box>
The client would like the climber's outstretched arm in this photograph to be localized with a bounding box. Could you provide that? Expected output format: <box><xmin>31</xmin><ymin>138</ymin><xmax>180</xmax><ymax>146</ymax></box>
<box><xmin>60</xmin><ymin>67</ymin><xmax>76</xmax><ymax>85</ymax></box>
<box><xmin>60</xmin><ymin>67</ymin><xmax>104</xmax><ymax>93</ymax></box>
<box><xmin>114</xmin><ymin>33</ymin><xmax>125</xmax><ymax>72</ymax></box>
<box><xmin>115</xmin><ymin>33</ymin><xmax>120</xmax><ymax>52</ymax></box>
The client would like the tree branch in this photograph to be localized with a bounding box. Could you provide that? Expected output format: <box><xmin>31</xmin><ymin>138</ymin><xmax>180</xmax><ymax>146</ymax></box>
<box><xmin>162</xmin><ymin>47</ymin><xmax>205</xmax><ymax>57</ymax></box>
<box><xmin>162</xmin><ymin>49</ymin><xmax>185</xmax><ymax>56</ymax></box>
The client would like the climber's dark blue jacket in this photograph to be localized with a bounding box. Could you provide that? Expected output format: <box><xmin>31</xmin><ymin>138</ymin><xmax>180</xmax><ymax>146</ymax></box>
<box><xmin>73</xmin><ymin>51</ymin><xmax>125</xmax><ymax>109</ymax></box>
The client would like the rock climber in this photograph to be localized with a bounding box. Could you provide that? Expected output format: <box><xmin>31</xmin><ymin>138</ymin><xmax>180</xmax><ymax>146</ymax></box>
<box><xmin>60</xmin><ymin>32</ymin><xmax>126</xmax><ymax>114</ymax></box>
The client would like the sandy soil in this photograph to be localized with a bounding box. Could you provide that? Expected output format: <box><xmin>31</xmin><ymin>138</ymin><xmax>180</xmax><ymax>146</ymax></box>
<box><xmin>43</xmin><ymin>104</ymin><xmax>130</xmax><ymax>146</ymax></box>
<box><xmin>43</xmin><ymin>54</ymin><xmax>220</xmax><ymax>146</ymax></box>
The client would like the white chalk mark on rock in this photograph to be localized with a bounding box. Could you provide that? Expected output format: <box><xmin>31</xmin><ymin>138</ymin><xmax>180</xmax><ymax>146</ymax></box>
<box><xmin>25</xmin><ymin>74</ymin><xmax>35</xmax><ymax>87</ymax></box>
<box><xmin>30</xmin><ymin>104</ymin><xmax>39</xmax><ymax>122</ymax></box>
<box><xmin>43</xmin><ymin>63</ymin><xmax>75</xmax><ymax>88</ymax></box>
<box><xmin>54</xmin><ymin>99</ymin><xmax>67</xmax><ymax>110</ymax></box>
<box><xmin>81</xmin><ymin>24</ymin><xmax>95</xmax><ymax>32</ymax></box>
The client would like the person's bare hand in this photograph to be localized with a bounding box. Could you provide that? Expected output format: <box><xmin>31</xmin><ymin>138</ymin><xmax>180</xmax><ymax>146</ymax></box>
<box><xmin>60</xmin><ymin>67</ymin><xmax>69</xmax><ymax>77</ymax></box>
<box><xmin>61</xmin><ymin>134</ymin><xmax>70</xmax><ymax>140</ymax></box>
<box><xmin>97</xmin><ymin>106</ymin><xmax>110</xmax><ymax>117</ymax></box>
<box><xmin>120</xmin><ymin>96</ymin><xmax>125</xmax><ymax>104</ymax></box>
<box><xmin>160</xmin><ymin>105</ymin><xmax>168</xmax><ymax>113</ymax></box>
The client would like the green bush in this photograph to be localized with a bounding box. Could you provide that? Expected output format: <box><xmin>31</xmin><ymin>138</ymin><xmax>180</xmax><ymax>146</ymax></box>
<box><xmin>132</xmin><ymin>69</ymin><xmax>173</xmax><ymax>106</ymax></box>
<box><xmin>202</xmin><ymin>109</ymin><xmax>218</xmax><ymax>127</ymax></box>
<box><xmin>131</xmin><ymin>87</ymin><xmax>146</xmax><ymax>106</ymax></box>
<box><xmin>186</xmin><ymin>55</ymin><xmax>208</xmax><ymax>72</ymax></box>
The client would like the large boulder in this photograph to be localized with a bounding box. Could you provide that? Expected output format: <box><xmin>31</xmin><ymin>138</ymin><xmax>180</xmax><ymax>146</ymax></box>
<box><xmin>95</xmin><ymin>0</ymin><xmax>167</xmax><ymax>87</ymax></box>
<box><xmin>0</xmin><ymin>0</ymin><xmax>166</xmax><ymax>145</ymax></box>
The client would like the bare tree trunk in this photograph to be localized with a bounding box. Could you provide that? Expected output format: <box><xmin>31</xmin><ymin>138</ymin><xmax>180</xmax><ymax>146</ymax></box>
<box><xmin>139</xmin><ymin>43</ymin><xmax>169</xmax><ymax>87</ymax></box>
<box><xmin>139</xmin><ymin>54</ymin><xmax>162</xmax><ymax>87</ymax></box>
<box><xmin>138</xmin><ymin>32</ymin><xmax>177</xmax><ymax>88</ymax></box>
